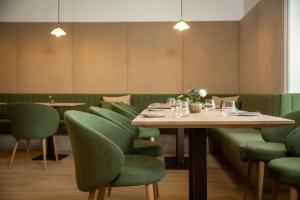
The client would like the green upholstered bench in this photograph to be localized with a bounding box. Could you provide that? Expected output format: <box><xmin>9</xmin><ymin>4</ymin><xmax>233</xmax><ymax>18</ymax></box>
<box><xmin>0</xmin><ymin>93</ymin><xmax>179</xmax><ymax>135</ymax></box>
<box><xmin>208</xmin><ymin>93</ymin><xmax>300</xmax><ymax>190</ymax></box>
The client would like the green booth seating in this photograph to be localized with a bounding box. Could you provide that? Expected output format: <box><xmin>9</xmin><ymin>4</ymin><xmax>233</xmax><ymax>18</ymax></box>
<box><xmin>0</xmin><ymin>93</ymin><xmax>179</xmax><ymax>135</ymax></box>
<box><xmin>268</xmin><ymin>126</ymin><xmax>300</xmax><ymax>200</ymax></box>
<box><xmin>1</xmin><ymin>92</ymin><xmax>300</xmax><ymax>192</ymax></box>
<box><xmin>208</xmin><ymin>93</ymin><xmax>300</xmax><ymax>191</ymax></box>
<box><xmin>64</xmin><ymin>110</ymin><xmax>165</xmax><ymax>200</ymax></box>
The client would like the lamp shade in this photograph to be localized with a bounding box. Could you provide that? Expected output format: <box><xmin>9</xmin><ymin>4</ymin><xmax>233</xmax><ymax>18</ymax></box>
<box><xmin>51</xmin><ymin>27</ymin><xmax>66</xmax><ymax>37</ymax></box>
<box><xmin>174</xmin><ymin>20</ymin><xmax>190</xmax><ymax>31</ymax></box>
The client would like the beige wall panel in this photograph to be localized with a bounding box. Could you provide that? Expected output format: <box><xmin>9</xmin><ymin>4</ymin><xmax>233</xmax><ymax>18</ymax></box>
<box><xmin>256</xmin><ymin>0</ymin><xmax>284</xmax><ymax>93</ymax></box>
<box><xmin>18</xmin><ymin>23</ymin><xmax>72</xmax><ymax>93</ymax></box>
<box><xmin>239</xmin><ymin>8</ymin><xmax>257</xmax><ymax>93</ymax></box>
<box><xmin>184</xmin><ymin>22</ymin><xmax>240</xmax><ymax>94</ymax></box>
<box><xmin>127</xmin><ymin>23</ymin><xmax>183</xmax><ymax>94</ymax></box>
<box><xmin>0</xmin><ymin>23</ymin><xmax>18</xmax><ymax>93</ymax></box>
<box><xmin>72</xmin><ymin>23</ymin><xmax>127</xmax><ymax>93</ymax></box>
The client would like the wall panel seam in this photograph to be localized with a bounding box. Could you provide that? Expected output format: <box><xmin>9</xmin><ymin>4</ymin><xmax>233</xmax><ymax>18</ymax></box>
<box><xmin>126</xmin><ymin>22</ymin><xmax>129</xmax><ymax>94</ymax></box>
<box><xmin>17</xmin><ymin>23</ymin><xmax>20</xmax><ymax>93</ymax></box>
<box><xmin>182</xmin><ymin>31</ymin><xmax>185</xmax><ymax>93</ymax></box>
<box><xmin>71</xmin><ymin>23</ymin><xmax>74</xmax><ymax>93</ymax></box>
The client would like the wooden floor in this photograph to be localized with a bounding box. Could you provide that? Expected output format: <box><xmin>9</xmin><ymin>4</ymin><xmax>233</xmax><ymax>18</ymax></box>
<box><xmin>0</xmin><ymin>151</ymin><xmax>289</xmax><ymax>200</ymax></box>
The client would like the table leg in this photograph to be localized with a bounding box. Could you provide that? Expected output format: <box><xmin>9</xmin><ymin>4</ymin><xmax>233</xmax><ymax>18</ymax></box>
<box><xmin>164</xmin><ymin>128</ymin><xmax>189</xmax><ymax>169</ymax></box>
<box><xmin>189</xmin><ymin>128</ymin><xmax>207</xmax><ymax>200</ymax></box>
<box><xmin>32</xmin><ymin>136</ymin><xmax>68</xmax><ymax>161</ymax></box>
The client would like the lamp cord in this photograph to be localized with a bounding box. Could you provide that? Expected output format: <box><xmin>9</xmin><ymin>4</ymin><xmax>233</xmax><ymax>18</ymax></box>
<box><xmin>181</xmin><ymin>0</ymin><xmax>183</xmax><ymax>19</ymax></box>
<box><xmin>58</xmin><ymin>0</ymin><xmax>60</xmax><ymax>25</ymax></box>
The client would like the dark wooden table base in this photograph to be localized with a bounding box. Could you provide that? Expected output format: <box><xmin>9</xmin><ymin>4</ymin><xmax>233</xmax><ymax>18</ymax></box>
<box><xmin>32</xmin><ymin>136</ymin><xmax>68</xmax><ymax>161</ymax></box>
<box><xmin>188</xmin><ymin>128</ymin><xmax>207</xmax><ymax>200</ymax></box>
<box><xmin>165</xmin><ymin>156</ymin><xmax>189</xmax><ymax>169</ymax></box>
<box><xmin>164</xmin><ymin>128</ymin><xmax>189</xmax><ymax>170</ymax></box>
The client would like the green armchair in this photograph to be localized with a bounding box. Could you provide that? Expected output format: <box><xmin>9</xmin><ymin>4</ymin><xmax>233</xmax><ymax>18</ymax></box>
<box><xmin>244</xmin><ymin>110</ymin><xmax>300</xmax><ymax>200</ymax></box>
<box><xmin>89</xmin><ymin>106</ymin><xmax>162</xmax><ymax>157</ymax></box>
<box><xmin>268</xmin><ymin>126</ymin><xmax>300</xmax><ymax>200</ymax></box>
<box><xmin>64</xmin><ymin>110</ymin><xmax>165</xmax><ymax>200</ymax></box>
<box><xmin>8</xmin><ymin>103</ymin><xmax>60</xmax><ymax>169</ymax></box>
<box><xmin>111</xmin><ymin>102</ymin><xmax>137</xmax><ymax>120</ymax></box>
<box><xmin>110</xmin><ymin>103</ymin><xmax>160</xmax><ymax>141</ymax></box>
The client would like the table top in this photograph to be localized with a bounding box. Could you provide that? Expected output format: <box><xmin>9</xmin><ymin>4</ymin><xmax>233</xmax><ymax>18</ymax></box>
<box><xmin>37</xmin><ymin>102</ymin><xmax>86</xmax><ymax>108</ymax></box>
<box><xmin>0</xmin><ymin>102</ymin><xmax>7</xmax><ymax>106</ymax></box>
<box><xmin>132</xmin><ymin>109</ymin><xmax>295</xmax><ymax>128</ymax></box>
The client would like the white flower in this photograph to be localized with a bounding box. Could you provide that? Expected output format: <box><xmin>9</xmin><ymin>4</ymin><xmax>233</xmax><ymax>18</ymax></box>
<box><xmin>199</xmin><ymin>89</ymin><xmax>207</xmax><ymax>97</ymax></box>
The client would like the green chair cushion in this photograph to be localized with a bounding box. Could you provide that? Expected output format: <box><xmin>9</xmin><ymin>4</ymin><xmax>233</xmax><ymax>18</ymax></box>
<box><xmin>139</xmin><ymin>127</ymin><xmax>160</xmax><ymax>138</ymax></box>
<box><xmin>268</xmin><ymin>157</ymin><xmax>300</xmax><ymax>187</ymax></box>
<box><xmin>245</xmin><ymin>142</ymin><xmax>287</xmax><ymax>161</ymax></box>
<box><xmin>111</xmin><ymin>155</ymin><xmax>165</xmax><ymax>187</ymax></box>
<box><xmin>133</xmin><ymin>140</ymin><xmax>162</xmax><ymax>157</ymax></box>
<box><xmin>209</xmin><ymin>128</ymin><xmax>263</xmax><ymax>161</ymax></box>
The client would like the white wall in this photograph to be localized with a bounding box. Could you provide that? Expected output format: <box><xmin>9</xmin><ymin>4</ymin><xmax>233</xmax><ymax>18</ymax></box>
<box><xmin>0</xmin><ymin>0</ymin><xmax>243</xmax><ymax>22</ymax></box>
<box><xmin>243</xmin><ymin>0</ymin><xmax>260</xmax><ymax>15</ymax></box>
<box><xmin>288</xmin><ymin>0</ymin><xmax>300</xmax><ymax>93</ymax></box>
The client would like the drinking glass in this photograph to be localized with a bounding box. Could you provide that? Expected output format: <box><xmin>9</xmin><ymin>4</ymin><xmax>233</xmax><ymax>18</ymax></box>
<box><xmin>175</xmin><ymin>100</ymin><xmax>189</xmax><ymax>118</ymax></box>
<box><xmin>221</xmin><ymin>100</ymin><xmax>236</xmax><ymax>116</ymax></box>
<box><xmin>204</xmin><ymin>99</ymin><xmax>216</xmax><ymax>111</ymax></box>
<box><xmin>167</xmin><ymin>98</ymin><xmax>176</xmax><ymax>111</ymax></box>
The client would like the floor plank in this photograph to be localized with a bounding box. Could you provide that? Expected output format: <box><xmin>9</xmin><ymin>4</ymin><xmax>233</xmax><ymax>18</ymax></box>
<box><xmin>0</xmin><ymin>151</ymin><xmax>289</xmax><ymax>200</ymax></box>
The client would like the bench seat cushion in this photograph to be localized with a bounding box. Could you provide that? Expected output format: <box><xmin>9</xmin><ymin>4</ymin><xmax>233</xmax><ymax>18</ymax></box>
<box><xmin>209</xmin><ymin>128</ymin><xmax>263</xmax><ymax>161</ymax></box>
<box><xmin>245</xmin><ymin>142</ymin><xmax>287</xmax><ymax>161</ymax></box>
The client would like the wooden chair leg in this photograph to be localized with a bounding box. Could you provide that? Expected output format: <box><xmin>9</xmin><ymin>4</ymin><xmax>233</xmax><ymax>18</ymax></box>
<box><xmin>154</xmin><ymin>182</ymin><xmax>159</xmax><ymax>199</ymax></box>
<box><xmin>97</xmin><ymin>187</ymin><xmax>106</xmax><ymax>200</ymax></box>
<box><xmin>42</xmin><ymin>138</ymin><xmax>47</xmax><ymax>170</ymax></box>
<box><xmin>26</xmin><ymin>139</ymin><xmax>31</xmax><ymax>161</ymax></box>
<box><xmin>52</xmin><ymin>135</ymin><xmax>59</xmax><ymax>163</ymax></box>
<box><xmin>107</xmin><ymin>186</ymin><xmax>112</xmax><ymax>197</ymax></box>
<box><xmin>8</xmin><ymin>139</ymin><xmax>19</xmax><ymax>169</ymax></box>
<box><xmin>150</xmin><ymin>137</ymin><xmax>155</xmax><ymax>142</ymax></box>
<box><xmin>146</xmin><ymin>184</ymin><xmax>155</xmax><ymax>200</ymax></box>
<box><xmin>88</xmin><ymin>191</ymin><xmax>96</xmax><ymax>200</ymax></box>
<box><xmin>257</xmin><ymin>161</ymin><xmax>265</xmax><ymax>200</ymax></box>
<box><xmin>271</xmin><ymin>179</ymin><xmax>279</xmax><ymax>200</ymax></box>
<box><xmin>244</xmin><ymin>159</ymin><xmax>253</xmax><ymax>200</ymax></box>
<box><xmin>290</xmin><ymin>186</ymin><xmax>298</xmax><ymax>200</ymax></box>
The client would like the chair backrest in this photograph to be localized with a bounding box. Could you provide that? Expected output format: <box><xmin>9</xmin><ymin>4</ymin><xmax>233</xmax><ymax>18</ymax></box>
<box><xmin>89</xmin><ymin>106</ymin><xmax>139</xmax><ymax>138</ymax></box>
<box><xmin>9</xmin><ymin>103</ymin><xmax>59</xmax><ymax>139</ymax></box>
<box><xmin>64</xmin><ymin>110</ymin><xmax>126</xmax><ymax>192</ymax></box>
<box><xmin>119</xmin><ymin>103</ymin><xmax>140</xmax><ymax>115</ymax></box>
<box><xmin>286</xmin><ymin>126</ymin><xmax>300</xmax><ymax>156</ymax></box>
<box><xmin>262</xmin><ymin>110</ymin><xmax>300</xmax><ymax>143</ymax></box>
<box><xmin>111</xmin><ymin>103</ymin><xmax>137</xmax><ymax>120</ymax></box>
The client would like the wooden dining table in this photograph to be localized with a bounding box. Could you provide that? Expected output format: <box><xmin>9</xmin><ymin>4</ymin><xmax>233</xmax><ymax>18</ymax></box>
<box><xmin>32</xmin><ymin>102</ymin><xmax>86</xmax><ymax>161</ymax></box>
<box><xmin>132</xmin><ymin>108</ymin><xmax>294</xmax><ymax>200</ymax></box>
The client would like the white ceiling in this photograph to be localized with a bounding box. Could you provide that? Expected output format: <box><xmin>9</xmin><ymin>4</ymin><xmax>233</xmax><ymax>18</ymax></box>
<box><xmin>0</xmin><ymin>0</ymin><xmax>260</xmax><ymax>22</ymax></box>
